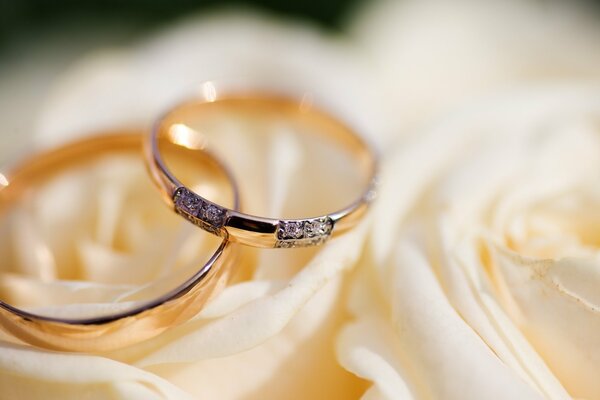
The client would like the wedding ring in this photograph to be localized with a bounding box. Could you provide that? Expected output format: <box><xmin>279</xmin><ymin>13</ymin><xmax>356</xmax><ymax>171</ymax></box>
<box><xmin>147</xmin><ymin>92</ymin><xmax>378</xmax><ymax>248</ymax></box>
<box><xmin>0</xmin><ymin>132</ymin><xmax>238</xmax><ymax>352</ymax></box>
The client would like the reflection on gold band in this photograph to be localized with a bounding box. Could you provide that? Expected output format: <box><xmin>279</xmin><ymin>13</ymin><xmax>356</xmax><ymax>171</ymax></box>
<box><xmin>0</xmin><ymin>133</ymin><xmax>237</xmax><ymax>352</ymax></box>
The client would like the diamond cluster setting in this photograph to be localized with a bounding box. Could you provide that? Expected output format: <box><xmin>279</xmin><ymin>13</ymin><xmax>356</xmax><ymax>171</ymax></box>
<box><xmin>173</xmin><ymin>187</ymin><xmax>226</xmax><ymax>234</ymax></box>
<box><xmin>276</xmin><ymin>217</ymin><xmax>334</xmax><ymax>248</ymax></box>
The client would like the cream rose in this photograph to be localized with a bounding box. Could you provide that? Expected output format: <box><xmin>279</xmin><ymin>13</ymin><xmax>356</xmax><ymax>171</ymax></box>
<box><xmin>351</xmin><ymin>0</ymin><xmax>600</xmax><ymax>135</ymax></box>
<box><xmin>0</xmin><ymin>11</ymin><xmax>378</xmax><ymax>400</ymax></box>
<box><xmin>1</xmin><ymin>0</ymin><xmax>600</xmax><ymax>399</ymax></box>
<box><xmin>340</xmin><ymin>87</ymin><xmax>600</xmax><ymax>400</ymax></box>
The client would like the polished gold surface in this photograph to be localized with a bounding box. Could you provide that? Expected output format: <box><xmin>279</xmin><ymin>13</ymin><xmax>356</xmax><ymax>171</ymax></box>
<box><xmin>148</xmin><ymin>93</ymin><xmax>378</xmax><ymax>248</ymax></box>
<box><xmin>0</xmin><ymin>133</ymin><xmax>238</xmax><ymax>352</ymax></box>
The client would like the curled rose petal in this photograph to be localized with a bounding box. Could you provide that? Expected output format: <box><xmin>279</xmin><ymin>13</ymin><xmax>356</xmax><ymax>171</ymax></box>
<box><xmin>0</xmin><ymin>342</ymin><xmax>195</xmax><ymax>400</ymax></box>
<box><xmin>109</xmin><ymin>223</ymin><xmax>369</xmax><ymax>366</ymax></box>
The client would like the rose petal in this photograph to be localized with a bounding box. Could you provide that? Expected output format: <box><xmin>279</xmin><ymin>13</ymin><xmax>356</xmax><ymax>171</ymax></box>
<box><xmin>0</xmin><ymin>342</ymin><xmax>195</xmax><ymax>400</ymax></box>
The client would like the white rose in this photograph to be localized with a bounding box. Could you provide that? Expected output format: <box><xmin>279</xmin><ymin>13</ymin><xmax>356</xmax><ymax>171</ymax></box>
<box><xmin>340</xmin><ymin>87</ymin><xmax>600</xmax><ymax>400</ymax></box>
<box><xmin>0</xmin><ymin>11</ymin><xmax>378</xmax><ymax>400</ymax></box>
<box><xmin>351</xmin><ymin>0</ymin><xmax>600</xmax><ymax>135</ymax></box>
<box><xmin>338</xmin><ymin>1</ymin><xmax>600</xmax><ymax>398</ymax></box>
<box><xmin>1</xmin><ymin>1</ymin><xmax>600</xmax><ymax>399</ymax></box>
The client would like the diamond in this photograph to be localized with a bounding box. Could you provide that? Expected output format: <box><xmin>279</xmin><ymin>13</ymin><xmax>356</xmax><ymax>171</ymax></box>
<box><xmin>279</xmin><ymin>221</ymin><xmax>304</xmax><ymax>240</ymax></box>
<box><xmin>174</xmin><ymin>188</ymin><xmax>201</xmax><ymax>215</ymax></box>
<box><xmin>276</xmin><ymin>240</ymin><xmax>296</xmax><ymax>249</ymax></box>
<box><xmin>365</xmin><ymin>188</ymin><xmax>377</xmax><ymax>202</ymax></box>
<box><xmin>203</xmin><ymin>204</ymin><xmax>224</xmax><ymax>225</ymax></box>
<box><xmin>304</xmin><ymin>218</ymin><xmax>332</xmax><ymax>238</ymax></box>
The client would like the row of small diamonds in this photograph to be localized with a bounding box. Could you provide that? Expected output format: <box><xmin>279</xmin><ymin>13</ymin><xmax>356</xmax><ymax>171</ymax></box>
<box><xmin>173</xmin><ymin>187</ymin><xmax>225</xmax><ymax>227</ymax></box>
<box><xmin>277</xmin><ymin>217</ymin><xmax>333</xmax><ymax>241</ymax></box>
<box><xmin>276</xmin><ymin>236</ymin><xmax>329</xmax><ymax>248</ymax></box>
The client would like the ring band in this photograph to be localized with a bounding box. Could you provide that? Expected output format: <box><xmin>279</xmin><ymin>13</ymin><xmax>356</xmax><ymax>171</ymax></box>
<box><xmin>147</xmin><ymin>93</ymin><xmax>378</xmax><ymax>248</ymax></box>
<box><xmin>0</xmin><ymin>132</ymin><xmax>238</xmax><ymax>352</ymax></box>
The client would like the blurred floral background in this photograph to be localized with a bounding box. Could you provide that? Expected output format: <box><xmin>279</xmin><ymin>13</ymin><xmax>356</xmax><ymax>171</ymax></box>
<box><xmin>1</xmin><ymin>0</ymin><xmax>600</xmax><ymax>399</ymax></box>
<box><xmin>0</xmin><ymin>0</ymin><xmax>358</xmax><ymax>159</ymax></box>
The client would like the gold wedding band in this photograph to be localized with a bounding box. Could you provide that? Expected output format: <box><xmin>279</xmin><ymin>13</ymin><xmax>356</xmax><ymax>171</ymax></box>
<box><xmin>147</xmin><ymin>92</ymin><xmax>378</xmax><ymax>248</ymax></box>
<box><xmin>0</xmin><ymin>132</ymin><xmax>238</xmax><ymax>352</ymax></box>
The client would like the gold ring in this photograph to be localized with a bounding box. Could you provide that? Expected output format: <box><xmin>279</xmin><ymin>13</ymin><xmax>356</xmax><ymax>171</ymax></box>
<box><xmin>147</xmin><ymin>90</ymin><xmax>378</xmax><ymax>248</ymax></box>
<box><xmin>0</xmin><ymin>132</ymin><xmax>238</xmax><ymax>352</ymax></box>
